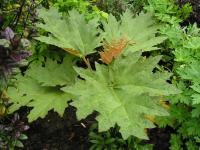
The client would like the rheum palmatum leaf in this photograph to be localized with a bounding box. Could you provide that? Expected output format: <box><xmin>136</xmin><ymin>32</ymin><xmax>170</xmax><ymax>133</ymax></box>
<box><xmin>8</xmin><ymin>77</ymin><xmax>72</xmax><ymax>122</ymax></box>
<box><xmin>102</xmin><ymin>10</ymin><xmax>166</xmax><ymax>53</ymax></box>
<box><xmin>62</xmin><ymin>52</ymin><xmax>180</xmax><ymax>139</ymax></box>
<box><xmin>27</xmin><ymin>56</ymin><xmax>76</xmax><ymax>87</ymax></box>
<box><xmin>7</xmin><ymin>57</ymin><xmax>75</xmax><ymax>122</ymax></box>
<box><xmin>35</xmin><ymin>8</ymin><xmax>102</xmax><ymax>57</ymax></box>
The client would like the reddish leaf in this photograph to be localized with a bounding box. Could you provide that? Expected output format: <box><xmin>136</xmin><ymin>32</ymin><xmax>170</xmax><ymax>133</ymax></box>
<box><xmin>100</xmin><ymin>37</ymin><xmax>131</xmax><ymax>64</ymax></box>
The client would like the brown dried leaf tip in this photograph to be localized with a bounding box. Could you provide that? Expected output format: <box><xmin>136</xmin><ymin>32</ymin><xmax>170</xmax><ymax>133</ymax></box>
<box><xmin>100</xmin><ymin>37</ymin><xmax>133</xmax><ymax>64</ymax></box>
<box><xmin>63</xmin><ymin>48</ymin><xmax>81</xmax><ymax>57</ymax></box>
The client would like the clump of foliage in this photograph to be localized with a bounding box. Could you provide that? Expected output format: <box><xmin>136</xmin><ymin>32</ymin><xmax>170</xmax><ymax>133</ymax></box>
<box><xmin>0</xmin><ymin>1</ymin><xmax>32</xmax><ymax>148</ymax></box>
<box><xmin>145</xmin><ymin>0</ymin><xmax>192</xmax><ymax>24</ymax></box>
<box><xmin>0</xmin><ymin>25</ymin><xmax>30</xmax><ymax>118</ymax></box>
<box><xmin>177</xmin><ymin>0</ymin><xmax>200</xmax><ymax>24</ymax></box>
<box><xmin>145</xmin><ymin>0</ymin><xmax>200</xmax><ymax>149</ymax></box>
<box><xmin>0</xmin><ymin>0</ymin><xmax>38</xmax><ymax>35</ymax></box>
<box><xmin>51</xmin><ymin>0</ymin><xmax>108</xmax><ymax>19</ymax></box>
<box><xmin>95</xmin><ymin>0</ymin><xmax>148</xmax><ymax>18</ymax></box>
<box><xmin>89</xmin><ymin>123</ymin><xmax>153</xmax><ymax>150</ymax></box>
<box><xmin>0</xmin><ymin>113</ymin><xmax>29</xmax><ymax>150</ymax></box>
<box><xmin>0</xmin><ymin>27</ymin><xmax>31</xmax><ymax>91</ymax></box>
<box><xmin>7</xmin><ymin>7</ymin><xmax>180</xmax><ymax>140</ymax></box>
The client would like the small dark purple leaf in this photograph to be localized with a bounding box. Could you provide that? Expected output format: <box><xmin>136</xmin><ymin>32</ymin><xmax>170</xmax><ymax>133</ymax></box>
<box><xmin>21</xmin><ymin>125</ymin><xmax>29</xmax><ymax>131</ymax></box>
<box><xmin>12</xmin><ymin>113</ymin><xmax>20</xmax><ymax>123</ymax></box>
<box><xmin>10</xmin><ymin>51</ymin><xmax>31</xmax><ymax>61</ymax></box>
<box><xmin>1</xmin><ymin>27</ymin><xmax>15</xmax><ymax>40</ymax></box>
<box><xmin>15</xmin><ymin>131</ymin><xmax>21</xmax><ymax>138</ymax></box>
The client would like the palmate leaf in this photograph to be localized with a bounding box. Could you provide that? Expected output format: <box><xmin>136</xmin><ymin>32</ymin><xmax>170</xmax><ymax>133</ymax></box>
<box><xmin>62</xmin><ymin>52</ymin><xmax>180</xmax><ymax>139</ymax></box>
<box><xmin>35</xmin><ymin>8</ymin><xmax>102</xmax><ymax>57</ymax></box>
<box><xmin>7</xmin><ymin>57</ymin><xmax>75</xmax><ymax>122</ymax></box>
<box><xmin>36</xmin><ymin>8</ymin><xmax>166</xmax><ymax>58</ymax></box>
<box><xmin>8</xmin><ymin>76</ymin><xmax>72</xmax><ymax>122</ymax></box>
<box><xmin>102</xmin><ymin>10</ymin><xmax>166</xmax><ymax>53</ymax></box>
<box><xmin>27</xmin><ymin>56</ymin><xmax>76</xmax><ymax>87</ymax></box>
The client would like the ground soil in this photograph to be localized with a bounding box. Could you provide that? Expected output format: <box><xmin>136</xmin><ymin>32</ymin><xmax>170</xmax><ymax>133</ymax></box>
<box><xmin>21</xmin><ymin>107</ymin><xmax>95</xmax><ymax>150</ymax></box>
<box><xmin>18</xmin><ymin>106</ymin><xmax>172</xmax><ymax>150</ymax></box>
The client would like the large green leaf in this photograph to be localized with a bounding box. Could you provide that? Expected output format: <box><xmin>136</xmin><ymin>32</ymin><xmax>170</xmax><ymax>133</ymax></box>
<box><xmin>35</xmin><ymin>8</ymin><xmax>102</xmax><ymax>57</ymax></box>
<box><xmin>102</xmin><ymin>10</ymin><xmax>166</xmax><ymax>53</ymax></box>
<box><xmin>8</xmin><ymin>76</ymin><xmax>72</xmax><ymax>122</ymax></box>
<box><xmin>7</xmin><ymin>57</ymin><xmax>75</xmax><ymax>122</ymax></box>
<box><xmin>62</xmin><ymin>52</ymin><xmax>180</xmax><ymax>139</ymax></box>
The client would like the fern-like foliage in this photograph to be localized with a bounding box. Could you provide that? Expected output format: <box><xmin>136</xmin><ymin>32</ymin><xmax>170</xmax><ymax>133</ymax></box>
<box><xmin>7</xmin><ymin>57</ymin><xmax>76</xmax><ymax>122</ymax></box>
<box><xmin>145</xmin><ymin>0</ymin><xmax>192</xmax><ymax>24</ymax></box>
<box><xmin>177</xmin><ymin>61</ymin><xmax>200</xmax><ymax>105</ymax></box>
<box><xmin>62</xmin><ymin>52</ymin><xmax>180</xmax><ymax>139</ymax></box>
<box><xmin>169</xmin><ymin>134</ymin><xmax>183</xmax><ymax>150</ymax></box>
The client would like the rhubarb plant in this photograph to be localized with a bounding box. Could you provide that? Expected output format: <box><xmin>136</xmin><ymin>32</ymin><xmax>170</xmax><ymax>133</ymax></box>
<box><xmin>35</xmin><ymin>8</ymin><xmax>166</xmax><ymax>57</ymax></box>
<box><xmin>35</xmin><ymin>8</ymin><xmax>102</xmax><ymax>57</ymax></box>
<box><xmin>62</xmin><ymin>52</ymin><xmax>179</xmax><ymax>139</ymax></box>
<box><xmin>7</xmin><ymin>7</ymin><xmax>180</xmax><ymax>139</ymax></box>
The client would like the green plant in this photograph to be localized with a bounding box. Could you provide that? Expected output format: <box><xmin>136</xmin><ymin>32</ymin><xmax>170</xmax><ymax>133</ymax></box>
<box><xmin>89</xmin><ymin>124</ymin><xmax>153</xmax><ymax>150</ymax></box>
<box><xmin>7</xmin><ymin>7</ymin><xmax>180</xmax><ymax>141</ymax></box>
<box><xmin>89</xmin><ymin>124</ymin><xmax>124</xmax><ymax>150</ymax></box>
<box><xmin>51</xmin><ymin>0</ymin><xmax>108</xmax><ymax>20</ymax></box>
<box><xmin>145</xmin><ymin>0</ymin><xmax>200</xmax><ymax>149</ymax></box>
<box><xmin>0</xmin><ymin>0</ymin><xmax>39</xmax><ymax>36</ymax></box>
<box><xmin>7</xmin><ymin>55</ymin><xmax>75</xmax><ymax>122</ymax></box>
<box><xmin>0</xmin><ymin>27</ymin><xmax>31</xmax><ymax>91</ymax></box>
<box><xmin>145</xmin><ymin>0</ymin><xmax>192</xmax><ymax>24</ymax></box>
<box><xmin>95</xmin><ymin>0</ymin><xmax>148</xmax><ymax>18</ymax></box>
<box><xmin>0</xmin><ymin>26</ymin><xmax>31</xmax><ymax>119</ymax></box>
<box><xmin>35</xmin><ymin>8</ymin><xmax>166</xmax><ymax>57</ymax></box>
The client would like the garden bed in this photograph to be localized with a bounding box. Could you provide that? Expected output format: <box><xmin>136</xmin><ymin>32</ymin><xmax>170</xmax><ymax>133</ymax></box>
<box><xmin>1</xmin><ymin>0</ymin><xmax>200</xmax><ymax>150</ymax></box>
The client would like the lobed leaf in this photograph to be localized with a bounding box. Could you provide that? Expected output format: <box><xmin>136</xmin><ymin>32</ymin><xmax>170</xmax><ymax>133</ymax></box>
<box><xmin>8</xmin><ymin>76</ymin><xmax>73</xmax><ymax>122</ymax></box>
<box><xmin>7</xmin><ymin>57</ymin><xmax>76</xmax><ymax>122</ymax></box>
<box><xmin>62</xmin><ymin>52</ymin><xmax>180</xmax><ymax>139</ymax></box>
<box><xmin>102</xmin><ymin>10</ymin><xmax>166</xmax><ymax>53</ymax></box>
<box><xmin>35</xmin><ymin>8</ymin><xmax>102</xmax><ymax>57</ymax></box>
